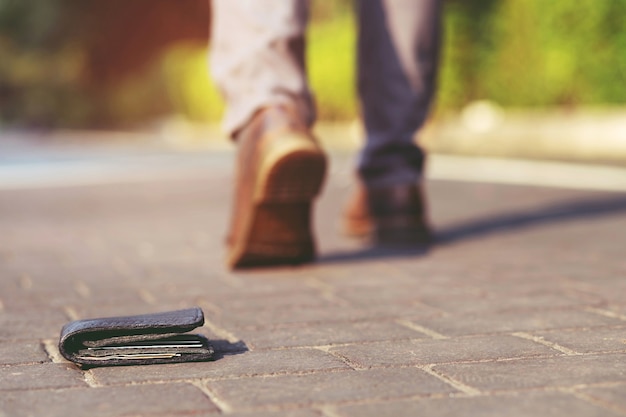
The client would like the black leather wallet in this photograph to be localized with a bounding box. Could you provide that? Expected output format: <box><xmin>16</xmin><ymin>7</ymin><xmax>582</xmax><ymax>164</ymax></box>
<box><xmin>59</xmin><ymin>307</ymin><xmax>214</xmax><ymax>366</ymax></box>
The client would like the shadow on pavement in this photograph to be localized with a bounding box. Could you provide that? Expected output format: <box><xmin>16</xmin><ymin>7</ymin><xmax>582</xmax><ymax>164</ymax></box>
<box><xmin>436</xmin><ymin>194</ymin><xmax>626</xmax><ymax>244</ymax></box>
<box><xmin>317</xmin><ymin>246</ymin><xmax>430</xmax><ymax>265</ymax></box>
<box><xmin>318</xmin><ymin>194</ymin><xmax>626</xmax><ymax>264</ymax></box>
<box><xmin>209</xmin><ymin>339</ymin><xmax>249</xmax><ymax>361</ymax></box>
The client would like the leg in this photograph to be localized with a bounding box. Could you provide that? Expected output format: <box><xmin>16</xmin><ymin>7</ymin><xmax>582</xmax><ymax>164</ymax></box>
<box><xmin>356</xmin><ymin>0</ymin><xmax>442</xmax><ymax>187</ymax></box>
<box><xmin>210</xmin><ymin>0</ymin><xmax>315</xmax><ymax>136</ymax></box>
<box><xmin>345</xmin><ymin>0</ymin><xmax>441</xmax><ymax>244</ymax></box>
<box><xmin>210</xmin><ymin>0</ymin><xmax>327</xmax><ymax>268</ymax></box>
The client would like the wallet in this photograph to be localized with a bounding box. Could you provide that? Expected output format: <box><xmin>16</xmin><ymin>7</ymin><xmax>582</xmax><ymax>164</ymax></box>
<box><xmin>59</xmin><ymin>307</ymin><xmax>214</xmax><ymax>367</ymax></box>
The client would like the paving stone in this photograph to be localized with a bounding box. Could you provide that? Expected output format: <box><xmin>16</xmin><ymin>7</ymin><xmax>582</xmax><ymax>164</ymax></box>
<box><xmin>0</xmin><ymin>383</ymin><xmax>218</xmax><ymax>417</ymax></box>
<box><xmin>534</xmin><ymin>326</ymin><xmax>626</xmax><ymax>354</ymax></box>
<box><xmin>604</xmin><ymin>304</ymin><xmax>626</xmax><ymax>318</ymax></box>
<box><xmin>568</xmin><ymin>276</ymin><xmax>626</xmax><ymax>306</ymax></box>
<box><xmin>435</xmin><ymin>353</ymin><xmax>626</xmax><ymax>391</ymax></box>
<box><xmin>410</xmin><ymin>309</ymin><xmax>622</xmax><ymax>337</ymax></box>
<box><xmin>67</xmin><ymin>301</ymin><xmax>193</xmax><ymax>320</ymax></box>
<box><xmin>329</xmin><ymin>335</ymin><xmax>557</xmax><ymax>368</ymax></box>
<box><xmin>0</xmin><ymin>311</ymin><xmax>68</xmax><ymax>341</ymax></box>
<box><xmin>221</xmin><ymin>275</ymin><xmax>313</xmax><ymax>292</ymax></box>
<box><xmin>331</xmin><ymin>271</ymin><xmax>598</xmax><ymax>311</ymax></box>
<box><xmin>0</xmin><ymin>341</ymin><xmax>49</xmax><ymax>365</ymax></box>
<box><xmin>581</xmin><ymin>383</ymin><xmax>626</xmax><ymax>412</ymax></box>
<box><xmin>329</xmin><ymin>280</ymin><xmax>441</xmax><ymax>302</ymax></box>
<box><xmin>211</xmin><ymin>302</ymin><xmax>439</xmax><ymax>330</ymax></box>
<box><xmin>238</xmin><ymin>320</ymin><xmax>425</xmax><ymax>349</ymax></box>
<box><xmin>133</xmin><ymin>276</ymin><xmax>227</xmax><ymax>303</ymax></box>
<box><xmin>415</xmin><ymin>289</ymin><xmax>606</xmax><ymax>315</ymax></box>
<box><xmin>335</xmin><ymin>391</ymin><xmax>623</xmax><ymax>417</ymax></box>
<box><xmin>207</xmin><ymin>368</ymin><xmax>457</xmax><ymax>410</ymax></box>
<box><xmin>227</xmin><ymin>410</ymin><xmax>322</xmax><ymax>417</ymax></box>
<box><xmin>119</xmin><ymin>411</ymin><xmax>221</xmax><ymax>417</ymax></box>
<box><xmin>210</xmin><ymin>305</ymin><xmax>374</xmax><ymax>329</ymax></box>
<box><xmin>0</xmin><ymin>293</ymin><xmax>75</xmax><ymax>314</ymax></box>
<box><xmin>67</xmin><ymin>281</ymin><xmax>151</xmax><ymax>306</ymax></box>
<box><xmin>0</xmin><ymin>363</ymin><xmax>86</xmax><ymax>390</ymax></box>
<box><xmin>0</xmin><ymin>269</ymin><xmax>116</xmax><ymax>310</ymax></box>
<box><xmin>345</xmin><ymin>300</ymin><xmax>443</xmax><ymax>320</ymax></box>
<box><xmin>307</xmin><ymin>263</ymin><xmax>419</xmax><ymax>287</ymax></box>
<box><xmin>206</xmin><ymin>290</ymin><xmax>339</xmax><ymax>315</ymax></box>
<box><xmin>91</xmin><ymin>349</ymin><xmax>350</xmax><ymax>385</ymax></box>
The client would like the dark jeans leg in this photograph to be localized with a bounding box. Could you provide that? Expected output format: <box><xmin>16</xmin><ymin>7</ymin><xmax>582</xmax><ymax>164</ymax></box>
<box><xmin>356</xmin><ymin>0</ymin><xmax>442</xmax><ymax>187</ymax></box>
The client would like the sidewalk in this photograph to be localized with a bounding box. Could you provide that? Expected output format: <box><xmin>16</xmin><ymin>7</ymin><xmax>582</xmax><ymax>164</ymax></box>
<box><xmin>1</xmin><ymin>140</ymin><xmax>626</xmax><ymax>416</ymax></box>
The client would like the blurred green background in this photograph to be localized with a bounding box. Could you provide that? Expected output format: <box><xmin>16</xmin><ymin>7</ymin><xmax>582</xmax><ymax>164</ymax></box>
<box><xmin>1</xmin><ymin>0</ymin><xmax>625</xmax><ymax>129</ymax></box>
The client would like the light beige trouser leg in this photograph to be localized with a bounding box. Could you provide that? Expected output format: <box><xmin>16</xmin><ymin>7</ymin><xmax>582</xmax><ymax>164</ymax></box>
<box><xmin>210</xmin><ymin>0</ymin><xmax>314</xmax><ymax>137</ymax></box>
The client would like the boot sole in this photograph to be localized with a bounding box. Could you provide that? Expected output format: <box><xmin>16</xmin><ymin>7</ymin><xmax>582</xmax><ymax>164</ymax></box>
<box><xmin>375</xmin><ymin>217</ymin><xmax>433</xmax><ymax>246</ymax></box>
<box><xmin>228</xmin><ymin>134</ymin><xmax>327</xmax><ymax>268</ymax></box>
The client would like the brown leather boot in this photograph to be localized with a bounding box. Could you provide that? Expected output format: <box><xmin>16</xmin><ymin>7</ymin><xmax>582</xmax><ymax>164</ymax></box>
<box><xmin>227</xmin><ymin>106</ymin><xmax>327</xmax><ymax>268</ymax></box>
<box><xmin>343</xmin><ymin>182</ymin><xmax>432</xmax><ymax>246</ymax></box>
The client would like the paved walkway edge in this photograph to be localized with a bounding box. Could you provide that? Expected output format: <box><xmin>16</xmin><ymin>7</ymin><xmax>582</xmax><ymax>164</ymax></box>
<box><xmin>1</xmin><ymin>152</ymin><xmax>625</xmax><ymax>193</ymax></box>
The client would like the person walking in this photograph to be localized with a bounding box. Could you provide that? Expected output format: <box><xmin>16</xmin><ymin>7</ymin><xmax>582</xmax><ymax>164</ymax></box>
<box><xmin>210</xmin><ymin>0</ymin><xmax>441</xmax><ymax>268</ymax></box>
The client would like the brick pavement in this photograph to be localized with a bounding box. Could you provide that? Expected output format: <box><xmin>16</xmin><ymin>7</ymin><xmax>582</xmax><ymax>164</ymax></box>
<box><xmin>1</xmin><ymin>149</ymin><xmax>626</xmax><ymax>416</ymax></box>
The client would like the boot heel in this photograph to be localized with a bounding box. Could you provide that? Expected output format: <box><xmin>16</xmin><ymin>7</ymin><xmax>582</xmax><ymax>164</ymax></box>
<box><xmin>230</xmin><ymin>202</ymin><xmax>315</xmax><ymax>267</ymax></box>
